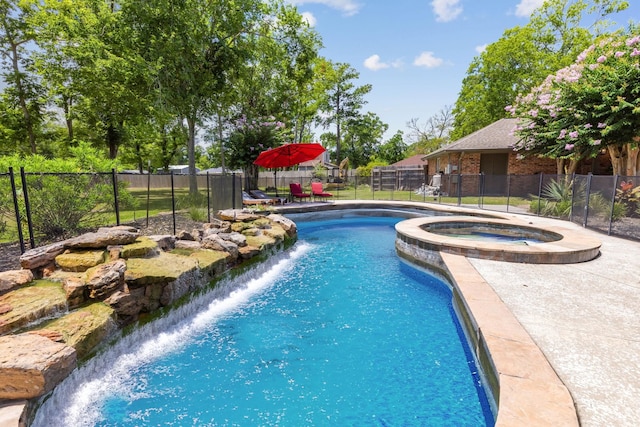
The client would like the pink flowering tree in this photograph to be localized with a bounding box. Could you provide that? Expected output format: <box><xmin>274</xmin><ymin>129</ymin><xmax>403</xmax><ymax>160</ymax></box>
<box><xmin>507</xmin><ymin>29</ymin><xmax>640</xmax><ymax>176</ymax></box>
<box><xmin>226</xmin><ymin>115</ymin><xmax>286</xmax><ymax>189</ymax></box>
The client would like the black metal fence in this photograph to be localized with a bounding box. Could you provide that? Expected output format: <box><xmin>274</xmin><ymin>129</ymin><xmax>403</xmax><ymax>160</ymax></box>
<box><xmin>0</xmin><ymin>168</ymin><xmax>243</xmax><ymax>254</ymax></box>
<box><xmin>273</xmin><ymin>172</ymin><xmax>640</xmax><ymax>242</ymax></box>
<box><xmin>1</xmin><ymin>169</ymin><xmax>638</xmax><ymax>260</ymax></box>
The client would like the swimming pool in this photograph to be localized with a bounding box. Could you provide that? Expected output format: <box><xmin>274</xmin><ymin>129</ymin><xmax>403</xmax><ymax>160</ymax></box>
<box><xmin>33</xmin><ymin>215</ymin><xmax>494</xmax><ymax>426</ymax></box>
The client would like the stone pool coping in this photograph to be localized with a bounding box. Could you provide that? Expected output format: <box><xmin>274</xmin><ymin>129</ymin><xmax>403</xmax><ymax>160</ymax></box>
<box><xmin>395</xmin><ymin>215</ymin><xmax>602</xmax><ymax>264</ymax></box>
<box><xmin>436</xmin><ymin>253</ymin><xmax>579</xmax><ymax>426</ymax></box>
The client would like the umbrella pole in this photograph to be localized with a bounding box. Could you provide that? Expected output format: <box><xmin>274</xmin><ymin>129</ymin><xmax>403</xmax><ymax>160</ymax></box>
<box><xmin>274</xmin><ymin>170</ymin><xmax>278</xmax><ymax>196</ymax></box>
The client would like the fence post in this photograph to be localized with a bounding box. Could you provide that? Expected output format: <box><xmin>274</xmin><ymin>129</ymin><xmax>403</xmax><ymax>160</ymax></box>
<box><xmin>536</xmin><ymin>173</ymin><xmax>544</xmax><ymax>216</ymax></box>
<box><xmin>370</xmin><ymin>174</ymin><xmax>374</xmax><ymax>200</ymax></box>
<box><xmin>608</xmin><ymin>175</ymin><xmax>619</xmax><ymax>236</ymax></box>
<box><xmin>9</xmin><ymin>167</ymin><xmax>25</xmax><ymax>253</ymax></box>
<box><xmin>20</xmin><ymin>167</ymin><xmax>35</xmax><ymax>249</ymax></box>
<box><xmin>478</xmin><ymin>173</ymin><xmax>484</xmax><ymax>208</ymax></box>
<box><xmin>232</xmin><ymin>173</ymin><xmax>237</xmax><ymax>209</ymax></box>
<box><xmin>353</xmin><ymin>175</ymin><xmax>357</xmax><ymax>199</ymax></box>
<box><xmin>581</xmin><ymin>174</ymin><xmax>592</xmax><ymax>227</ymax></box>
<box><xmin>146</xmin><ymin>167</ymin><xmax>151</xmax><ymax>227</ymax></box>
<box><xmin>567</xmin><ymin>173</ymin><xmax>576</xmax><ymax>223</ymax></box>
<box><xmin>111</xmin><ymin>169</ymin><xmax>120</xmax><ymax>226</ymax></box>
<box><xmin>457</xmin><ymin>173</ymin><xmax>462</xmax><ymax>206</ymax></box>
<box><xmin>170</xmin><ymin>171</ymin><xmax>176</xmax><ymax>236</ymax></box>
<box><xmin>206</xmin><ymin>172</ymin><xmax>211</xmax><ymax>223</ymax></box>
<box><xmin>506</xmin><ymin>174</ymin><xmax>511</xmax><ymax>213</ymax></box>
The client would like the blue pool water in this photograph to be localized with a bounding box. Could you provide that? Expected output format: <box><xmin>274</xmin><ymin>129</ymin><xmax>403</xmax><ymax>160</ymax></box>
<box><xmin>34</xmin><ymin>216</ymin><xmax>494</xmax><ymax>426</ymax></box>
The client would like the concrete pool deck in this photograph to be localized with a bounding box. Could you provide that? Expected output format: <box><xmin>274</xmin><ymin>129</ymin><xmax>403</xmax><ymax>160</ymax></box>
<box><xmin>276</xmin><ymin>200</ymin><xmax>640</xmax><ymax>426</ymax></box>
<box><xmin>466</xmin><ymin>213</ymin><xmax>640</xmax><ymax>426</ymax></box>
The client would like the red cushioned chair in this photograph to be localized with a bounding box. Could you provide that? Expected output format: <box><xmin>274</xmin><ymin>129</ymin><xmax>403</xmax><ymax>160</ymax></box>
<box><xmin>311</xmin><ymin>182</ymin><xmax>333</xmax><ymax>201</ymax></box>
<box><xmin>289</xmin><ymin>182</ymin><xmax>311</xmax><ymax>202</ymax></box>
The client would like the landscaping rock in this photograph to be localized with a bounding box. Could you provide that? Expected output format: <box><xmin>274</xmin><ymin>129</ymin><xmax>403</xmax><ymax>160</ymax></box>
<box><xmin>239</xmin><ymin>245</ymin><xmax>261</xmax><ymax>260</ymax></box>
<box><xmin>217</xmin><ymin>209</ymin><xmax>261</xmax><ymax>222</ymax></box>
<box><xmin>64</xmin><ymin>229</ymin><xmax>140</xmax><ymax>249</ymax></box>
<box><xmin>218</xmin><ymin>232</ymin><xmax>247</xmax><ymax>247</ymax></box>
<box><xmin>147</xmin><ymin>235</ymin><xmax>176</xmax><ymax>251</ymax></box>
<box><xmin>201</xmin><ymin>235</ymin><xmax>239</xmax><ymax>260</ymax></box>
<box><xmin>104</xmin><ymin>289</ymin><xmax>147</xmax><ymax>324</ymax></box>
<box><xmin>62</xmin><ymin>276</ymin><xmax>87</xmax><ymax>309</ymax></box>
<box><xmin>125</xmin><ymin>252</ymin><xmax>199</xmax><ymax>288</ymax></box>
<box><xmin>119</xmin><ymin>237</ymin><xmax>159</xmax><ymax>259</ymax></box>
<box><xmin>19</xmin><ymin>242</ymin><xmax>66</xmax><ymax>270</ymax></box>
<box><xmin>55</xmin><ymin>250</ymin><xmax>107</xmax><ymax>272</ymax></box>
<box><xmin>174</xmin><ymin>240</ymin><xmax>202</xmax><ymax>251</ymax></box>
<box><xmin>268</xmin><ymin>214</ymin><xmax>297</xmax><ymax>238</ymax></box>
<box><xmin>0</xmin><ymin>281</ymin><xmax>67</xmax><ymax>334</ymax></box>
<box><xmin>38</xmin><ymin>304</ymin><xmax>116</xmax><ymax>360</ymax></box>
<box><xmin>0</xmin><ymin>269</ymin><xmax>34</xmax><ymax>294</ymax></box>
<box><xmin>189</xmin><ymin>250</ymin><xmax>229</xmax><ymax>279</ymax></box>
<box><xmin>0</xmin><ymin>334</ymin><xmax>76</xmax><ymax>399</ymax></box>
<box><xmin>85</xmin><ymin>259</ymin><xmax>126</xmax><ymax>299</ymax></box>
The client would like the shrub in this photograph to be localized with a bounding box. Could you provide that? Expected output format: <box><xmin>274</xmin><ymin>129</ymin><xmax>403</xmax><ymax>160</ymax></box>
<box><xmin>615</xmin><ymin>180</ymin><xmax>640</xmax><ymax>218</ymax></box>
<box><xmin>22</xmin><ymin>173</ymin><xmax>117</xmax><ymax>239</ymax></box>
<box><xmin>529</xmin><ymin>178</ymin><xmax>573</xmax><ymax>218</ymax></box>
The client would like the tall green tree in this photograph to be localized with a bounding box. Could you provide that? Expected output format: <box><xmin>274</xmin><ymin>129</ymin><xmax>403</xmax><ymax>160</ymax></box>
<box><xmin>452</xmin><ymin>0</ymin><xmax>629</xmax><ymax>140</ymax></box>
<box><xmin>379</xmin><ymin>130</ymin><xmax>408</xmax><ymax>164</ymax></box>
<box><xmin>340</xmin><ymin>111</ymin><xmax>387</xmax><ymax>168</ymax></box>
<box><xmin>27</xmin><ymin>0</ymin><xmax>151</xmax><ymax>158</ymax></box>
<box><xmin>121</xmin><ymin>0</ymin><xmax>266</xmax><ymax>193</ymax></box>
<box><xmin>0</xmin><ymin>0</ymin><xmax>43</xmax><ymax>153</ymax></box>
<box><xmin>315</xmin><ymin>60</ymin><xmax>371</xmax><ymax>163</ymax></box>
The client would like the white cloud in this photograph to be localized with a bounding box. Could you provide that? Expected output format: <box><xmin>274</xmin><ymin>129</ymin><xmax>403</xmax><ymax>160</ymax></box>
<box><xmin>301</xmin><ymin>11</ymin><xmax>317</xmax><ymax>26</ymax></box>
<box><xmin>413</xmin><ymin>51</ymin><xmax>444</xmax><ymax>68</ymax></box>
<box><xmin>431</xmin><ymin>0</ymin><xmax>462</xmax><ymax>23</ymax></box>
<box><xmin>363</xmin><ymin>54</ymin><xmax>390</xmax><ymax>71</ymax></box>
<box><xmin>363</xmin><ymin>55</ymin><xmax>404</xmax><ymax>71</ymax></box>
<box><xmin>288</xmin><ymin>0</ymin><xmax>362</xmax><ymax>16</ymax></box>
<box><xmin>515</xmin><ymin>0</ymin><xmax>544</xmax><ymax>17</ymax></box>
<box><xmin>475</xmin><ymin>44</ymin><xmax>487</xmax><ymax>54</ymax></box>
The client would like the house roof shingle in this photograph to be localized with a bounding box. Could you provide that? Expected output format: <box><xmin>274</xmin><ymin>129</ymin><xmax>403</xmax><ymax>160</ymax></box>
<box><xmin>423</xmin><ymin>118</ymin><xmax>519</xmax><ymax>160</ymax></box>
<box><xmin>391</xmin><ymin>154</ymin><xmax>429</xmax><ymax>167</ymax></box>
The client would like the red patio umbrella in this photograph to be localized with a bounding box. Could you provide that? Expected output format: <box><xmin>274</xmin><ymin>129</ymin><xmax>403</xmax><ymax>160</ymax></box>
<box><xmin>254</xmin><ymin>143</ymin><xmax>326</xmax><ymax>195</ymax></box>
<box><xmin>253</xmin><ymin>143</ymin><xmax>326</xmax><ymax>168</ymax></box>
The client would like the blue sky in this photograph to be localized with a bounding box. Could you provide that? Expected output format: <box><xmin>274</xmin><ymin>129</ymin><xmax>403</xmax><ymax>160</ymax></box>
<box><xmin>287</xmin><ymin>0</ymin><xmax>640</xmax><ymax>141</ymax></box>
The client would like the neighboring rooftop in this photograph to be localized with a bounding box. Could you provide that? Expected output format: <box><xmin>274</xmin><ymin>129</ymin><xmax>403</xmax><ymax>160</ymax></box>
<box><xmin>391</xmin><ymin>154</ymin><xmax>429</xmax><ymax>167</ymax></box>
<box><xmin>423</xmin><ymin>118</ymin><xmax>519</xmax><ymax>159</ymax></box>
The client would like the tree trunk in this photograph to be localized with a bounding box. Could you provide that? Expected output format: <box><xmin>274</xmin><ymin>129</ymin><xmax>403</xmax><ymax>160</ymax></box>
<box><xmin>106</xmin><ymin>122</ymin><xmax>121</xmax><ymax>159</ymax></box>
<box><xmin>216</xmin><ymin>111</ymin><xmax>226</xmax><ymax>174</ymax></box>
<box><xmin>607</xmin><ymin>145</ymin><xmax>624</xmax><ymax>176</ymax></box>
<box><xmin>9</xmin><ymin>42</ymin><xmax>36</xmax><ymax>153</ymax></box>
<box><xmin>244</xmin><ymin>164</ymin><xmax>259</xmax><ymax>190</ymax></box>
<box><xmin>565</xmin><ymin>158</ymin><xmax>579</xmax><ymax>175</ymax></box>
<box><xmin>186</xmin><ymin>117</ymin><xmax>198</xmax><ymax>194</ymax></box>
<box><xmin>556</xmin><ymin>158</ymin><xmax>564</xmax><ymax>175</ymax></box>
<box><xmin>625</xmin><ymin>144</ymin><xmax>639</xmax><ymax>177</ymax></box>
<box><xmin>63</xmin><ymin>95</ymin><xmax>73</xmax><ymax>141</ymax></box>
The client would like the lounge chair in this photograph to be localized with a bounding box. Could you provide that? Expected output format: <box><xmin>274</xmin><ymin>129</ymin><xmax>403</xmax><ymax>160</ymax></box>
<box><xmin>249</xmin><ymin>189</ymin><xmax>287</xmax><ymax>205</ymax></box>
<box><xmin>242</xmin><ymin>191</ymin><xmax>272</xmax><ymax>206</ymax></box>
<box><xmin>311</xmin><ymin>182</ymin><xmax>333</xmax><ymax>201</ymax></box>
<box><xmin>289</xmin><ymin>182</ymin><xmax>311</xmax><ymax>202</ymax></box>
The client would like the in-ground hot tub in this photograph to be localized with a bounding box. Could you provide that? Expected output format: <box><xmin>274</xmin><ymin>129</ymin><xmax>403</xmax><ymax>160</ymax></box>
<box><xmin>396</xmin><ymin>216</ymin><xmax>601</xmax><ymax>264</ymax></box>
<box><xmin>423</xmin><ymin>220</ymin><xmax>563</xmax><ymax>244</ymax></box>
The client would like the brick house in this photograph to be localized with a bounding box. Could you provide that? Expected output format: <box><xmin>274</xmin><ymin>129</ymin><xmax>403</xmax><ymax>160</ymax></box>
<box><xmin>423</xmin><ymin>118</ymin><xmax>558</xmax><ymax>175</ymax></box>
<box><xmin>421</xmin><ymin>118</ymin><xmax>611</xmax><ymax>195</ymax></box>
